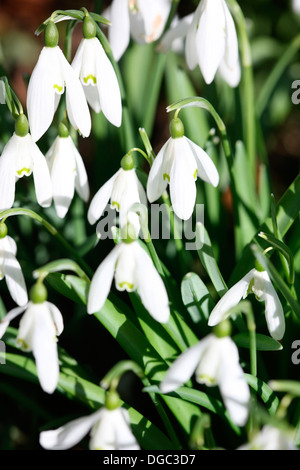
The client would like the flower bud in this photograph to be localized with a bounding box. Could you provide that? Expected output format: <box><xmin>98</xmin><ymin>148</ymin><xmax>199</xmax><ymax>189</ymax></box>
<box><xmin>169</xmin><ymin>117</ymin><xmax>184</xmax><ymax>139</ymax></box>
<box><xmin>15</xmin><ymin>114</ymin><xmax>29</xmax><ymax>137</ymax></box>
<box><xmin>44</xmin><ymin>22</ymin><xmax>59</xmax><ymax>48</ymax></box>
<box><xmin>120</xmin><ymin>153</ymin><xmax>135</xmax><ymax>171</ymax></box>
<box><xmin>82</xmin><ymin>15</ymin><xmax>97</xmax><ymax>39</ymax></box>
<box><xmin>105</xmin><ymin>389</ymin><xmax>122</xmax><ymax>410</ymax></box>
<box><xmin>213</xmin><ymin>318</ymin><xmax>232</xmax><ymax>338</ymax></box>
<box><xmin>30</xmin><ymin>282</ymin><xmax>48</xmax><ymax>304</ymax></box>
<box><xmin>0</xmin><ymin>223</ymin><xmax>8</xmax><ymax>239</ymax></box>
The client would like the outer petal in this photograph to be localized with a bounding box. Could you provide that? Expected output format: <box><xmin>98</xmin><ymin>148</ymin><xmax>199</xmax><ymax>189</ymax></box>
<box><xmin>169</xmin><ymin>137</ymin><xmax>197</xmax><ymax>220</ymax></box>
<box><xmin>40</xmin><ymin>409</ymin><xmax>102</xmax><ymax>450</ymax></box>
<box><xmin>218</xmin><ymin>337</ymin><xmax>250</xmax><ymax>427</ymax></box>
<box><xmin>160</xmin><ymin>337</ymin><xmax>212</xmax><ymax>393</ymax></box>
<box><xmin>138</xmin><ymin>0</ymin><xmax>171</xmax><ymax>42</ymax></box>
<box><xmin>0</xmin><ymin>136</ymin><xmax>17</xmax><ymax>210</ymax></box>
<box><xmin>185</xmin><ymin>8</ymin><xmax>201</xmax><ymax>70</ymax></box>
<box><xmin>3</xmin><ymin>236</ymin><xmax>28</xmax><ymax>307</ymax></box>
<box><xmin>262</xmin><ymin>273</ymin><xmax>285</xmax><ymax>340</ymax></box>
<box><xmin>146</xmin><ymin>138</ymin><xmax>172</xmax><ymax>203</ymax></box>
<box><xmin>31</xmin><ymin>303</ymin><xmax>60</xmax><ymax>393</ymax></box>
<box><xmin>88</xmin><ymin>169</ymin><xmax>121</xmax><ymax>225</ymax></box>
<box><xmin>110</xmin><ymin>408</ymin><xmax>140</xmax><ymax>450</ymax></box>
<box><xmin>0</xmin><ymin>305</ymin><xmax>26</xmax><ymax>339</ymax></box>
<box><xmin>195</xmin><ymin>0</ymin><xmax>226</xmax><ymax>84</ymax></box>
<box><xmin>208</xmin><ymin>269</ymin><xmax>256</xmax><ymax>326</ymax></box>
<box><xmin>27</xmin><ymin>47</ymin><xmax>58</xmax><ymax>142</ymax></box>
<box><xmin>30</xmin><ymin>136</ymin><xmax>52</xmax><ymax>208</ymax></box>
<box><xmin>72</xmin><ymin>140</ymin><xmax>90</xmax><ymax>202</ymax></box>
<box><xmin>93</xmin><ymin>38</ymin><xmax>122</xmax><ymax>127</ymax></box>
<box><xmin>46</xmin><ymin>301</ymin><xmax>64</xmax><ymax>336</ymax></box>
<box><xmin>134</xmin><ymin>242</ymin><xmax>170</xmax><ymax>323</ymax></box>
<box><xmin>58</xmin><ymin>47</ymin><xmax>91</xmax><ymax>138</ymax></box>
<box><xmin>186</xmin><ymin>137</ymin><xmax>219</xmax><ymax>187</ymax></box>
<box><xmin>218</xmin><ymin>0</ymin><xmax>241</xmax><ymax>87</ymax></box>
<box><xmin>109</xmin><ymin>0</ymin><xmax>130</xmax><ymax>61</ymax></box>
<box><xmin>87</xmin><ymin>244</ymin><xmax>122</xmax><ymax>314</ymax></box>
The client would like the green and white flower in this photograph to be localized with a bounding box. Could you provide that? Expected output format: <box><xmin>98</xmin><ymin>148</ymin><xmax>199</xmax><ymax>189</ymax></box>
<box><xmin>238</xmin><ymin>425</ymin><xmax>298</xmax><ymax>450</ymax></box>
<box><xmin>147</xmin><ymin>118</ymin><xmax>219</xmax><ymax>220</ymax></box>
<box><xmin>39</xmin><ymin>406</ymin><xmax>139</xmax><ymax>450</ymax></box>
<box><xmin>87</xmin><ymin>237</ymin><xmax>170</xmax><ymax>323</ymax></box>
<box><xmin>208</xmin><ymin>267</ymin><xmax>285</xmax><ymax>340</ymax></box>
<box><xmin>0</xmin><ymin>116</ymin><xmax>52</xmax><ymax>211</ymax></box>
<box><xmin>105</xmin><ymin>0</ymin><xmax>172</xmax><ymax>61</ymax></box>
<box><xmin>0</xmin><ymin>226</ymin><xmax>28</xmax><ymax>307</ymax></box>
<box><xmin>45</xmin><ymin>126</ymin><xmax>89</xmax><ymax>218</ymax></box>
<box><xmin>185</xmin><ymin>0</ymin><xmax>241</xmax><ymax>87</ymax></box>
<box><xmin>0</xmin><ymin>297</ymin><xmax>63</xmax><ymax>394</ymax></box>
<box><xmin>27</xmin><ymin>23</ymin><xmax>91</xmax><ymax>142</ymax></box>
<box><xmin>160</xmin><ymin>331</ymin><xmax>250</xmax><ymax>427</ymax></box>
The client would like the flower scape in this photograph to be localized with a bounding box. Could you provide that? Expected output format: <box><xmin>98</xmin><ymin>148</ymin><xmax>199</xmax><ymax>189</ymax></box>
<box><xmin>0</xmin><ymin>0</ymin><xmax>299</xmax><ymax>453</ymax></box>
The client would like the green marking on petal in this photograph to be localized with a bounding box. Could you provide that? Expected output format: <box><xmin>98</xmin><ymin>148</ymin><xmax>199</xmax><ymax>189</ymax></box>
<box><xmin>193</xmin><ymin>169</ymin><xmax>198</xmax><ymax>180</ymax></box>
<box><xmin>197</xmin><ymin>374</ymin><xmax>216</xmax><ymax>385</ymax></box>
<box><xmin>17</xmin><ymin>338</ymin><xmax>29</xmax><ymax>350</ymax></box>
<box><xmin>111</xmin><ymin>201</ymin><xmax>120</xmax><ymax>211</ymax></box>
<box><xmin>163</xmin><ymin>173</ymin><xmax>170</xmax><ymax>182</ymax></box>
<box><xmin>17</xmin><ymin>167</ymin><xmax>31</xmax><ymax>177</ymax></box>
<box><xmin>53</xmin><ymin>84</ymin><xmax>63</xmax><ymax>93</ymax></box>
<box><xmin>83</xmin><ymin>74</ymin><xmax>97</xmax><ymax>85</ymax></box>
<box><xmin>118</xmin><ymin>281</ymin><xmax>135</xmax><ymax>291</ymax></box>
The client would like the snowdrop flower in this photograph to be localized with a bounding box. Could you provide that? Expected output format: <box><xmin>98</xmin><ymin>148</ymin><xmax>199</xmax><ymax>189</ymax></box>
<box><xmin>160</xmin><ymin>320</ymin><xmax>250</xmax><ymax>427</ymax></box>
<box><xmin>40</xmin><ymin>398</ymin><xmax>139</xmax><ymax>450</ymax></box>
<box><xmin>147</xmin><ymin>117</ymin><xmax>219</xmax><ymax>220</ymax></box>
<box><xmin>0</xmin><ymin>114</ymin><xmax>52</xmax><ymax>211</ymax></box>
<box><xmin>88</xmin><ymin>153</ymin><xmax>147</xmax><ymax>236</ymax></box>
<box><xmin>27</xmin><ymin>22</ymin><xmax>91</xmax><ymax>142</ymax></box>
<box><xmin>71</xmin><ymin>16</ymin><xmax>122</xmax><ymax>128</ymax></box>
<box><xmin>238</xmin><ymin>425</ymin><xmax>298</xmax><ymax>450</ymax></box>
<box><xmin>208</xmin><ymin>264</ymin><xmax>285</xmax><ymax>341</ymax></box>
<box><xmin>45</xmin><ymin>122</ymin><xmax>89</xmax><ymax>218</ymax></box>
<box><xmin>0</xmin><ymin>223</ymin><xmax>28</xmax><ymax>307</ymax></box>
<box><xmin>87</xmin><ymin>224</ymin><xmax>170</xmax><ymax>323</ymax></box>
<box><xmin>0</xmin><ymin>282</ymin><xmax>63</xmax><ymax>394</ymax></box>
<box><xmin>105</xmin><ymin>0</ymin><xmax>172</xmax><ymax>61</ymax></box>
<box><xmin>185</xmin><ymin>0</ymin><xmax>241</xmax><ymax>87</ymax></box>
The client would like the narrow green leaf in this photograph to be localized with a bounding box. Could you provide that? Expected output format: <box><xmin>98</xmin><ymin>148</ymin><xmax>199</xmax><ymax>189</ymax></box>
<box><xmin>181</xmin><ymin>272</ymin><xmax>214</xmax><ymax>324</ymax></box>
<box><xmin>233</xmin><ymin>332</ymin><xmax>283</xmax><ymax>351</ymax></box>
<box><xmin>245</xmin><ymin>374</ymin><xmax>279</xmax><ymax>416</ymax></box>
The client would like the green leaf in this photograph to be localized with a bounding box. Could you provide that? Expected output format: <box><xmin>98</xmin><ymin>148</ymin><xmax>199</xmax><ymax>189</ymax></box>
<box><xmin>181</xmin><ymin>272</ymin><xmax>214</xmax><ymax>324</ymax></box>
<box><xmin>233</xmin><ymin>332</ymin><xmax>283</xmax><ymax>351</ymax></box>
<box><xmin>245</xmin><ymin>374</ymin><xmax>279</xmax><ymax>416</ymax></box>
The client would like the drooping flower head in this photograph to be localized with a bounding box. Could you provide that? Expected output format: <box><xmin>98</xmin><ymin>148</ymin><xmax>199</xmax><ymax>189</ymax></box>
<box><xmin>0</xmin><ymin>282</ymin><xmax>63</xmax><ymax>394</ymax></box>
<box><xmin>0</xmin><ymin>223</ymin><xmax>28</xmax><ymax>307</ymax></box>
<box><xmin>160</xmin><ymin>320</ymin><xmax>250</xmax><ymax>427</ymax></box>
<box><xmin>147</xmin><ymin>116</ymin><xmax>219</xmax><ymax>220</ymax></box>
<box><xmin>185</xmin><ymin>0</ymin><xmax>241</xmax><ymax>87</ymax></box>
<box><xmin>0</xmin><ymin>114</ymin><xmax>52</xmax><ymax>211</ymax></box>
<box><xmin>45</xmin><ymin>122</ymin><xmax>90</xmax><ymax>218</ymax></box>
<box><xmin>71</xmin><ymin>15</ymin><xmax>122</xmax><ymax>127</ymax></box>
<box><xmin>87</xmin><ymin>223</ymin><xmax>170</xmax><ymax>324</ymax></box>
<box><xmin>88</xmin><ymin>153</ymin><xmax>147</xmax><ymax>237</ymax></box>
<box><xmin>208</xmin><ymin>263</ymin><xmax>285</xmax><ymax>341</ymax></box>
<box><xmin>105</xmin><ymin>0</ymin><xmax>172</xmax><ymax>61</ymax></box>
<box><xmin>27</xmin><ymin>22</ymin><xmax>91</xmax><ymax>142</ymax></box>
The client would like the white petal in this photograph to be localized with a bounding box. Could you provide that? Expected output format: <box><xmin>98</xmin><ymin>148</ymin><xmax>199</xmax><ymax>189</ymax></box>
<box><xmin>218</xmin><ymin>0</ymin><xmax>241</xmax><ymax>87</ymax></box>
<box><xmin>0</xmin><ymin>305</ymin><xmax>26</xmax><ymax>339</ymax></box>
<box><xmin>17</xmin><ymin>303</ymin><xmax>35</xmax><ymax>350</ymax></box>
<box><xmin>40</xmin><ymin>409</ymin><xmax>102</xmax><ymax>450</ymax></box>
<box><xmin>169</xmin><ymin>137</ymin><xmax>197</xmax><ymax>220</ymax></box>
<box><xmin>218</xmin><ymin>57</ymin><xmax>241</xmax><ymax>88</ymax></box>
<box><xmin>88</xmin><ymin>169</ymin><xmax>121</xmax><ymax>225</ymax></box>
<box><xmin>134</xmin><ymin>242</ymin><xmax>170</xmax><ymax>323</ymax></box>
<box><xmin>71</xmin><ymin>38</ymin><xmax>86</xmax><ymax>76</ymax></box>
<box><xmin>208</xmin><ymin>269</ymin><xmax>256</xmax><ymax>326</ymax></box>
<box><xmin>0</xmin><ymin>138</ymin><xmax>16</xmax><ymax>211</ymax></box>
<box><xmin>185</xmin><ymin>11</ymin><xmax>200</xmax><ymax>70</ymax></box>
<box><xmin>109</xmin><ymin>0</ymin><xmax>130</xmax><ymax>61</ymax></box>
<box><xmin>262</xmin><ymin>273</ymin><xmax>285</xmax><ymax>340</ymax></box>
<box><xmin>87</xmin><ymin>244</ymin><xmax>122</xmax><ymax>314</ymax></box>
<box><xmin>186</xmin><ymin>137</ymin><xmax>219</xmax><ymax>187</ymax></box>
<box><xmin>82</xmin><ymin>84</ymin><xmax>101</xmax><ymax>114</ymax></box>
<box><xmin>93</xmin><ymin>38</ymin><xmax>122</xmax><ymax>127</ymax></box>
<box><xmin>195</xmin><ymin>0</ymin><xmax>226</xmax><ymax>84</ymax></box>
<box><xmin>58</xmin><ymin>48</ymin><xmax>91</xmax><ymax>138</ymax></box>
<box><xmin>50</xmin><ymin>137</ymin><xmax>76</xmax><ymax>218</ymax></box>
<box><xmin>31</xmin><ymin>302</ymin><xmax>60</xmax><ymax>393</ymax></box>
<box><xmin>109</xmin><ymin>408</ymin><xmax>140</xmax><ymax>450</ymax></box>
<box><xmin>114</xmin><ymin>242</ymin><xmax>137</xmax><ymax>292</ymax></box>
<box><xmin>72</xmin><ymin>140</ymin><xmax>90</xmax><ymax>202</ymax></box>
<box><xmin>3</xmin><ymin>236</ymin><xmax>28</xmax><ymax>306</ymax></box>
<box><xmin>160</xmin><ymin>337</ymin><xmax>212</xmax><ymax>393</ymax></box>
<box><xmin>218</xmin><ymin>337</ymin><xmax>250</xmax><ymax>426</ymax></box>
<box><xmin>138</xmin><ymin>0</ymin><xmax>171</xmax><ymax>42</ymax></box>
<box><xmin>27</xmin><ymin>47</ymin><xmax>60</xmax><ymax>142</ymax></box>
<box><xmin>159</xmin><ymin>14</ymin><xmax>193</xmax><ymax>53</ymax></box>
<box><xmin>30</xmin><ymin>136</ymin><xmax>52</xmax><ymax>208</ymax></box>
<box><xmin>146</xmin><ymin>138</ymin><xmax>172</xmax><ymax>203</ymax></box>
<box><xmin>46</xmin><ymin>301</ymin><xmax>64</xmax><ymax>336</ymax></box>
